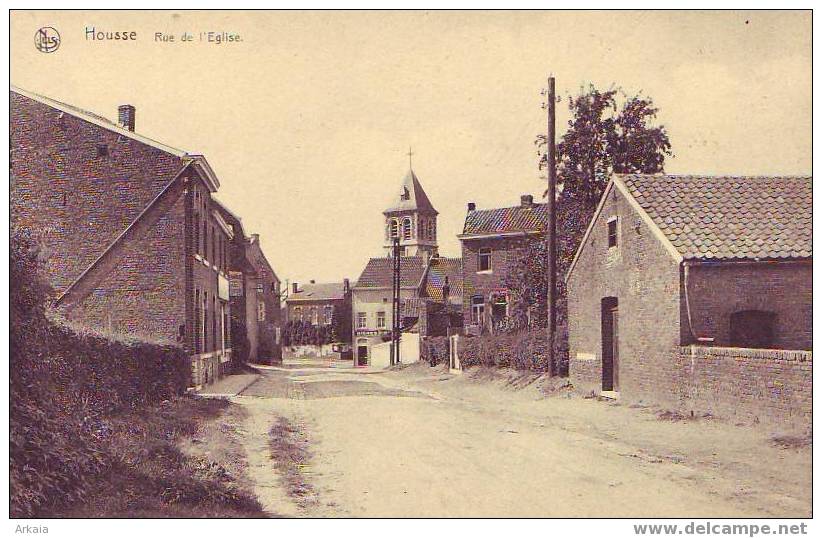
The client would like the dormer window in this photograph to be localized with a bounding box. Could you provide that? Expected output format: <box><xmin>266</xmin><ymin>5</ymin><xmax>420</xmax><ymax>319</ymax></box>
<box><xmin>401</xmin><ymin>186</ymin><xmax>410</xmax><ymax>201</ymax></box>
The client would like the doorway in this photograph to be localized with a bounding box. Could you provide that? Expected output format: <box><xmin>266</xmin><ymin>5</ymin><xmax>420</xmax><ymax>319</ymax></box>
<box><xmin>601</xmin><ymin>297</ymin><xmax>619</xmax><ymax>392</ymax></box>
<box><xmin>357</xmin><ymin>345</ymin><xmax>368</xmax><ymax>367</ymax></box>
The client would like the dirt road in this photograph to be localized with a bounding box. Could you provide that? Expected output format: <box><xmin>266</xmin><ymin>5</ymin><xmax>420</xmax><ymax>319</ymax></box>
<box><xmin>225</xmin><ymin>364</ymin><xmax>810</xmax><ymax>518</ymax></box>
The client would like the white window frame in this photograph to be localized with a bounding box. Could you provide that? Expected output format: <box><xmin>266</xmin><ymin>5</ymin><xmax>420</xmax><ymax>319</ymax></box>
<box><xmin>471</xmin><ymin>296</ymin><xmax>485</xmax><ymax>325</ymax></box>
<box><xmin>357</xmin><ymin>312</ymin><xmax>367</xmax><ymax>329</ymax></box>
<box><xmin>376</xmin><ymin>311</ymin><xmax>386</xmax><ymax>329</ymax></box>
<box><xmin>478</xmin><ymin>247</ymin><xmax>492</xmax><ymax>273</ymax></box>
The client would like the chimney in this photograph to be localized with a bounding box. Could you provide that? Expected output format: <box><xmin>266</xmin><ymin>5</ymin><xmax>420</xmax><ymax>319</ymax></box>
<box><xmin>467</xmin><ymin>202</ymin><xmax>476</xmax><ymax>212</ymax></box>
<box><xmin>310</xmin><ymin>279</ymin><xmax>316</xmax><ymax>284</ymax></box>
<box><xmin>292</xmin><ymin>282</ymin><xmax>299</xmax><ymax>294</ymax></box>
<box><xmin>118</xmin><ymin>105</ymin><xmax>135</xmax><ymax>132</ymax></box>
<box><xmin>442</xmin><ymin>276</ymin><xmax>450</xmax><ymax>304</ymax></box>
<box><xmin>521</xmin><ymin>194</ymin><xmax>534</xmax><ymax>208</ymax></box>
<box><xmin>343</xmin><ymin>278</ymin><xmax>350</xmax><ymax>294</ymax></box>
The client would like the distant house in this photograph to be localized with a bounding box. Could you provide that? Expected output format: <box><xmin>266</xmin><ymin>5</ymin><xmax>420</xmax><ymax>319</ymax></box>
<box><xmin>285</xmin><ymin>280</ymin><xmax>352</xmax><ymax>336</ymax></box>
<box><xmin>10</xmin><ymin>86</ymin><xmax>236</xmax><ymax>387</ymax></box>
<box><xmin>351</xmin><ymin>166</ymin><xmax>462</xmax><ymax>367</ymax></box>
<box><xmin>458</xmin><ymin>194</ymin><xmax>550</xmax><ymax>333</ymax></box>
<box><xmin>566</xmin><ymin>174</ymin><xmax>812</xmax><ymax>407</ymax></box>
<box><xmin>214</xmin><ymin>202</ymin><xmax>283</xmax><ymax>365</ymax></box>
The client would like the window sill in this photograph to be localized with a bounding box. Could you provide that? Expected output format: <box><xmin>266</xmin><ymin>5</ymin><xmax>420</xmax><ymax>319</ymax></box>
<box><xmin>476</xmin><ymin>270</ymin><xmax>493</xmax><ymax>275</ymax></box>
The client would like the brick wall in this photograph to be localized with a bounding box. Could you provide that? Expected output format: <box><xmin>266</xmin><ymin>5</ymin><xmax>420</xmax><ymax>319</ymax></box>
<box><xmin>676</xmin><ymin>346</ymin><xmax>812</xmax><ymax>430</ymax></box>
<box><xmin>685</xmin><ymin>262</ymin><xmax>812</xmax><ymax>350</ymax></box>
<box><xmin>461</xmin><ymin>235</ymin><xmax>539</xmax><ymax>328</ymax></box>
<box><xmin>69</xmin><ymin>193</ymin><xmax>187</xmax><ymax>343</ymax></box>
<box><xmin>567</xmin><ymin>186</ymin><xmax>682</xmax><ymax>406</ymax></box>
<box><xmin>10</xmin><ymin>92</ymin><xmax>185</xmax><ymax>293</ymax></box>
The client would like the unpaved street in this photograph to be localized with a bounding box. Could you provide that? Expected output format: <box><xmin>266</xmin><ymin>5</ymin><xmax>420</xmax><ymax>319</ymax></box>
<box><xmin>223</xmin><ymin>364</ymin><xmax>810</xmax><ymax>518</ymax></box>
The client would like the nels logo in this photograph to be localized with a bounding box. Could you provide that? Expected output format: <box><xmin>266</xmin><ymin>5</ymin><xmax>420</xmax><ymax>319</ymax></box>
<box><xmin>34</xmin><ymin>27</ymin><xmax>60</xmax><ymax>53</ymax></box>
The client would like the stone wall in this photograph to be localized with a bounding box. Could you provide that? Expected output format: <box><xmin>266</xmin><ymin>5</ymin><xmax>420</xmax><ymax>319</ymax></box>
<box><xmin>676</xmin><ymin>345</ymin><xmax>812</xmax><ymax>431</ymax></box>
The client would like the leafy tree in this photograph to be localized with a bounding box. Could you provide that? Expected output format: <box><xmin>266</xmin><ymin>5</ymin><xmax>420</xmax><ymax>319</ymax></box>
<box><xmin>330</xmin><ymin>303</ymin><xmax>352</xmax><ymax>343</ymax></box>
<box><xmin>506</xmin><ymin>83</ymin><xmax>673</xmax><ymax>374</ymax></box>
<box><xmin>536</xmin><ymin>84</ymin><xmax>672</xmax><ymax>206</ymax></box>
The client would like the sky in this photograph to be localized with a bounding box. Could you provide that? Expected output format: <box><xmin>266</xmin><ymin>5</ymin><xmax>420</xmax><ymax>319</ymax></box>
<box><xmin>10</xmin><ymin>10</ymin><xmax>811</xmax><ymax>285</ymax></box>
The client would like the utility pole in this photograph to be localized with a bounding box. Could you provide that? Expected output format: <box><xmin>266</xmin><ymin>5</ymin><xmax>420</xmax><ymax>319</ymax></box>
<box><xmin>546</xmin><ymin>76</ymin><xmax>558</xmax><ymax>377</ymax></box>
<box><xmin>392</xmin><ymin>237</ymin><xmax>402</xmax><ymax>366</ymax></box>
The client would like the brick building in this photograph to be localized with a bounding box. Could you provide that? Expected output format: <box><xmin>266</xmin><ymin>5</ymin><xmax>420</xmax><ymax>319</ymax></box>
<box><xmin>351</xmin><ymin>166</ymin><xmax>462</xmax><ymax>366</ymax></box>
<box><xmin>566</xmin><ymin>174</ymin><xmax>811</xmax><ymax>424</ymax></box>
<box><xmin>11</xmin><ymin>87</ymin><xmax>237</xmax><ymax>387</ymax></box>
<box><xmin>285</xmin><ymin>280</ymin><xmax>352</xmax><ymax>330</ymax></box>
<box><xmin>214</xmin><ymin>202</ymin><xmax>282</xmax><ymax>365</ymax></box>
<box><xmin>458</xmin><ymin>195</ymin><xmax>550</xmax><ymax>333</ymax></box>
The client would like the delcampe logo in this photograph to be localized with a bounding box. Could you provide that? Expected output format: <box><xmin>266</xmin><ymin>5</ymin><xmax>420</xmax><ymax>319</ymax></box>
<box><xmin>34</xmin><ymin>27</ymin><xmax>60</xmax><ymax>53</ymax></box>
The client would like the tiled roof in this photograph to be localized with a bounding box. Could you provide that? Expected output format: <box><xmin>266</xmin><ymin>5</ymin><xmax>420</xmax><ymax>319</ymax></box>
<box><xmin>402</xmin><ymin>297</ymin><xmax>426</xmax><ymax>318</ymax></box>
<box><xmin>354</xmin><ymin>256</ymin><xmax>428</xmax><ymax>288</ymax></box>
<box><xmin>619</xmin><ymin>174</ymin><xmax>812</xmax><ymax>260</ymax></box>
<box><xmin>384</xmin><ymin>169</ymin><xmax>438</xmax><ymax>215</ymax></box>
<box><xmin>287</xmin><ymin>281</ymin><xmax>349</xmax><ymax>302</ymax></box>
<box><xmin>462</xmin><ymin>202</ymin><xmax>551</xmax><ymax>236</ymax></box>
<box><xmin>424</xmin><ymin>257</ymin><xmax>463</xmax><ymax>304</ymax></box>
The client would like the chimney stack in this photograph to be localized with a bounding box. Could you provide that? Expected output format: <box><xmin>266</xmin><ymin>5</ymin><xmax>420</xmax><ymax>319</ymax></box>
<box><xmin>442</xmin><ymin>276</ymin><xmax>450</xmax><ymax>304</ymax></box>
<box><xmin>310</xmin><ymin>279</ymin><xmax>316</xmax><ymax>284</ymax></box>
<box><xmin>467</xmin><ymin>202</ymin><xmax>476</xmax><ymax>212</ymax></box>
<box><xmin>118</xmin><ymin>105</ymin><xmax>136</xmax><ymax>132</ymax></box>
<box><xmin>521</xmin><ymin>194</ymin><xmax>534</xmax><ymax>208</ymax></box>
<box><xmin>292</xmin><ymin>282</ymin><xmax>298</xmax><ymax>294</ymax></box>
<box><xmin>343</xmin><ymin>278</ymin><xmax>350</xmax><ymax>294</ymax></box>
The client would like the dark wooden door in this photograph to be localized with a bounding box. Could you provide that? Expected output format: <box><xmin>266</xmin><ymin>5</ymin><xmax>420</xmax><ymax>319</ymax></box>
<box><xmin>357</xmin><ymin>345</ymin><xmax>368</xmax><ymax>366</ymax></box>
<box><xmin>601</xmin><ymin>299</ymin><xmax>619</xmax><ymax>391</ymax></box>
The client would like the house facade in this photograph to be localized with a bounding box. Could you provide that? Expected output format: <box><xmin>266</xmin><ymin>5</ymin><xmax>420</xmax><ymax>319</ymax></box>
<box><xmin>458</xmin><ymin>195</ymin><xmax>550</xmax><ymax>333</ymax></box>
<box><xmin>215</xmin><ymin>202</ymin><xmax>283</xmax><ymax>365</ymax></box>
<box><xmin>285</xmin><ymin>280</ymin><xmax>353</xmax><ymax>348</ymax></box>
<box><xmin>352</xmin><ymin>167</ymin><xmax>462</xmax><ymax>366</ymax></box>
<box><xmin>566</xmin><ymin>174</ymin><xmax>812</xmax><ymax>422</ymax></box>
<box><xmin>11</xmin><ymin>87</ymin><xmax>235</xmax><ymax>387</ymax></box>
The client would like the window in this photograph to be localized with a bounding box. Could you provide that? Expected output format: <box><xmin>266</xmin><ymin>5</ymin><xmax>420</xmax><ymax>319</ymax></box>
<box><xmin>471</xmin><ymin>296</ymin><xmax>486</xmax><ymax>326</ymax></box>
<box><xmin>193</xmin><ymin>211</ymin><xmax>201</xmax><ymax>256</ymax></box>
<box><xmin>729</xmin><ymin>310</ymin><xmax>776</xmax><ymax>349</ymax></box>
<box><xmin>377</xmin><ymin>311</ymin><xmax>386</xmax><ymax>329</ymax></box>
<box><xmin>194</xmin><ymin>289</ymin><xmax>202</xmax><ymax>353</ymax></box>
<box><xmin>357</xmin><ymin>312</ymin><xmax>367</xmax><ymax>329</ymax></box>
<box><xmin>258</xmin><ymin>301</ymin><xmax>266</xmax><ymax>322</ymax></box>
<box><xmin>428</xmin><ymin>220</ymin><xmax>435</xmax><ymax>240</ymax></box>
<box><xmin>478</xmin><ymin>247</ymin><xmax>492</xmax><ymax>272</ymax></box>
<box><xmin>203</xmin><ymin>291</ymin><xmax>209</xmax><ymax>352</ymax></box>
<box><xmin>256</xmin><ymin>282</ymin><xmax>264</xmax><ymax>293</ymax></box>
<box><xmin>389</xmin><ymin>218</ymin><xmax>399</xmax><ymax>238</ymax></box>
<box><xmin>96</xmin><ymin>144</ymin><xmax>108</xmax><ymax>157</ymax></box>
<box><xmin>311</xmin><ymin>307</ymin><xmax>319</xmax><ymax>325</ymax></box>
<box><xmin>294</xmin><ymin>306</ymin><xmax>302</xmax><ymax>322</ymax></box>
<box><xmin>402</xmin><ymin>217</ymin><xmax>412</xmax><ymax>240</ymax></box>
<box><xmin>607</xmin><ymin>218</ymin><xmax>618</xmax><ymax>248</ymax></box>
<box><xmin>324</xmin><ymin>305</ymin><xmax>333</xmax><ymax>325</ymax></box>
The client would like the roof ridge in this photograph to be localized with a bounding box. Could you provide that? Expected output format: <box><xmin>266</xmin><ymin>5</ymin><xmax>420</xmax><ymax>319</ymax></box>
<box><xmin>11</xmin><ymin>85</ymin><xmax>189</xmax><ymax>158</ymax></box>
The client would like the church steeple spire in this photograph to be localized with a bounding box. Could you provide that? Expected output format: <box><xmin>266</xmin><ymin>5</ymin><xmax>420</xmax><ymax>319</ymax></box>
<box><xmin>383</xmin><ymin>164</ymin><xmax>439</xmax><ymax>260</ymax></box>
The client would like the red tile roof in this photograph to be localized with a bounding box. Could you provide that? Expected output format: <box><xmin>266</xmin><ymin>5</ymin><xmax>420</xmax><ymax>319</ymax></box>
<box><xmin>424</xmin><ymin>257</ymin><xmax>463</xmax><ymax>304</ymax></box>
<box><xmin>462</xmin><ymin>202</ymin><xmax>551</xmax><ymax>236</ymax></box>
<box><xmin>354</xmin><ymin>256</ymin><xmax>427</xmax><ymax>288</ymax></box>
<box><xmin>620</xmin><ymin>174</ymin><xmax>812</xmax><ymax>260</ymax></box>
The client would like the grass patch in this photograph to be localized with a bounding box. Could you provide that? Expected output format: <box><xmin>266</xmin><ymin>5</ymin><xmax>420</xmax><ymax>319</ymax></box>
<box><xmin>268</xmin><ymin>417</ymin><xmax>318</xmax><ymax>509</ymax></box>
<box><xmin>46</xmin><ymin>398</ymin><xmax>265</xmax><ymax>517</ymax></box>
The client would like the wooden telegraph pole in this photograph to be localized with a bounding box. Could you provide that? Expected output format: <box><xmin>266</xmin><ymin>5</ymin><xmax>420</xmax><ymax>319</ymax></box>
<box><xmin>546</xmin><ymin>76</ymin><xmax>558</xmax><ymax>376</ymax></box>
<box><xmin>392</xmin><ymin>237</ymin><xmax>401</xmax><ymax>366</ymax></box>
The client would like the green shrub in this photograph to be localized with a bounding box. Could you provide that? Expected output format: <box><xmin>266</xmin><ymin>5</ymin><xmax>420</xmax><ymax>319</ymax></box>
<box><xmin>458</xmin><ymin>330</ymin><xmax>559</xmax><ymax>372</ymax></box>
<box><xmin>10</xmin><ymin>228</ymin><xmax>191</xmax><ymax>517</ymax></box>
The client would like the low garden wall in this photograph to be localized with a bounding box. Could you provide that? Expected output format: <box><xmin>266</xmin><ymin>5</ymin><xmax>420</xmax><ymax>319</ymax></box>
<box><xmin>676</xmin><ymin>345</ymin><xmax>812</xmax><ymax>430</ymax></box>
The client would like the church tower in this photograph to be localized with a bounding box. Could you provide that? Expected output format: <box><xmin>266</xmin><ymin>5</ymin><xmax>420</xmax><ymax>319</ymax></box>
<box><xmin>383</xmin><ymin>167</ymin><xmax>439</xmax><ymax>260</ymax></box>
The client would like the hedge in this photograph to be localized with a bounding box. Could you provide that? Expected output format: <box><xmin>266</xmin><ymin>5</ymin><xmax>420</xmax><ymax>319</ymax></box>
<box><xmin>10</xmin><ymin>228</ymin><xmax>191</xmax><ymax>517</ymax></box>
<box><xmin>457</xmin><ymin>329</ymin><xmax>568</xmax><ymax>373</ymax></box>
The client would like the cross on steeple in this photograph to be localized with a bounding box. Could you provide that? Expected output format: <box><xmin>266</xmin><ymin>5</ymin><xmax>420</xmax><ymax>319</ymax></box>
<box><xmin>407</xmin><ymin>146</ymin><xmax>414</xmax><ymax>170</ymax></box>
